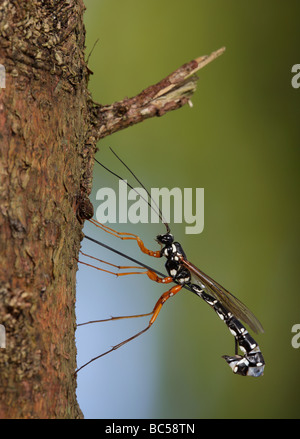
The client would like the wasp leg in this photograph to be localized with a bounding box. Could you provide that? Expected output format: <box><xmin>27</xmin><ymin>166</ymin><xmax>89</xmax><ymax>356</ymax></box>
<box><xmin>89</xmin><ymin>218</ymin><xmax>161</xmax><ymax>258</ymax></box>
<box><xmin>75</xmin><ymin>284</ymin><xmax>182</xmax><ymax>374</ymax></box>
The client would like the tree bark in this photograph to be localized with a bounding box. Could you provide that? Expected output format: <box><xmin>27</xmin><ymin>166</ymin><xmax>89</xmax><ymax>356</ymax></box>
<box><xmin>0</xmin><ymin>1</ymin><xmax>224</xmax><ymax>418</ymax></box>
<box><xmin>0</xmin><ymin>0</ymin><xmax>93</xmax><ymax>418</ymax></box>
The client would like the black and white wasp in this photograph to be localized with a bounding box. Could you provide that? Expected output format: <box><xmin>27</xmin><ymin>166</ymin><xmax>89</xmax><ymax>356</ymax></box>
<box><xmin>76</xmin><ymin>150</ymin><xmax>265</xmax><ymax>377</ymax></box>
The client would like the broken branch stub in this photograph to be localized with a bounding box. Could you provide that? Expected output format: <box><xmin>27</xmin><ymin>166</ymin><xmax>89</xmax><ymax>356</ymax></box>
<box><xmin>93</xmin><ymin>47</ymin><xmax>226</xmax><ymax>140</ymax></box>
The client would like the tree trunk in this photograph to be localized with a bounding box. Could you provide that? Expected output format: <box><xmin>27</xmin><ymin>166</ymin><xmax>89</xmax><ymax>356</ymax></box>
<box><xmin>0</xmin><ymin>0</ymin><xmax>223</xmax><ymax>418</ymax></box>
<box><xmin>0</xmin><ymin>0</ymin><xmax>93</xmax><ymax>418</ymax></box>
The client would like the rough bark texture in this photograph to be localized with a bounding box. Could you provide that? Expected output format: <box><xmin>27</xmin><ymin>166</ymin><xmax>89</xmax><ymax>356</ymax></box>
<box><xmin>0</xmin><ymin>0</ymin><xmax>224</xmax><ymax>419</ymax></box>
<box><xmin>0</xmin><ymin>0</ymin><xmax>94</xmax><ymax>418</ymax></box>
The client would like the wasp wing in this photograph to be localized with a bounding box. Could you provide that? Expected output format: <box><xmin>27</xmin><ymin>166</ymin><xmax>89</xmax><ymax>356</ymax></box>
<box><xmin>182</xmin><ymin>259</ymin><xmax>264</xmax><ymax>334</ymax></box>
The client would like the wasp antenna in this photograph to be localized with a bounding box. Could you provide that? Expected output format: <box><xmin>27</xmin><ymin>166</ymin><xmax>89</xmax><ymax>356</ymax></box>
<box><xmin>109</xmin><ymin>148</ymin><xmax>170</xmax><ymax>234</ymax></box>
<box><xmin>94</xmin><ymin>156</ymin><xmax>153</xmax><ymax>216</ymax></box>
<box><xmin>94</xmin><ymin>151</ymin><xmax>170</xmax><ymax>234</ymax></box>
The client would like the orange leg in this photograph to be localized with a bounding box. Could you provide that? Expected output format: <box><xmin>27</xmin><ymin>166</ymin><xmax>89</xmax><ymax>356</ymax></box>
<box><xmin>78</xmin><ymin>250</ymin><xmax>148</xmax><ymax>277</ymax></box>
<box><xmin>149</xmin><ymin>284</ymin><xmax>182</xmax><ymax>325</ymax></box>
<box><xmin>75</xmin><ymin>283</ymin><xmax>182</xmax><ymax>374</ymax></box>
<box><xmin>79</xmin><ymin>250</ymin><xmax>173</xmax><ymax>282</ymax></box>
<box><xmin>89</xmin><ymin>218</ymin><xmax>161</xmax><ymax>258</ymax></box>
<box><xmin>76</xmin><ymin>221</ymin><xmax>179</xmax><ymax>373</ymax></box>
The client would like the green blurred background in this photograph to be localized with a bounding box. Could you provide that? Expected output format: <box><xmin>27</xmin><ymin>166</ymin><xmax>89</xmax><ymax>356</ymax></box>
<box><xmin>76</xmin><ymin>0</ymin><xmax>300</xmax><ymax>418</ymax></box>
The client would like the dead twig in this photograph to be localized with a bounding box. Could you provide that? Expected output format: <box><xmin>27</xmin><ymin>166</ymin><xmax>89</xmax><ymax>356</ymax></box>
<box><xmin>92</xmin><ymin>47</ymin><xmax>226</xmax><ymax>141</ymax></box>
